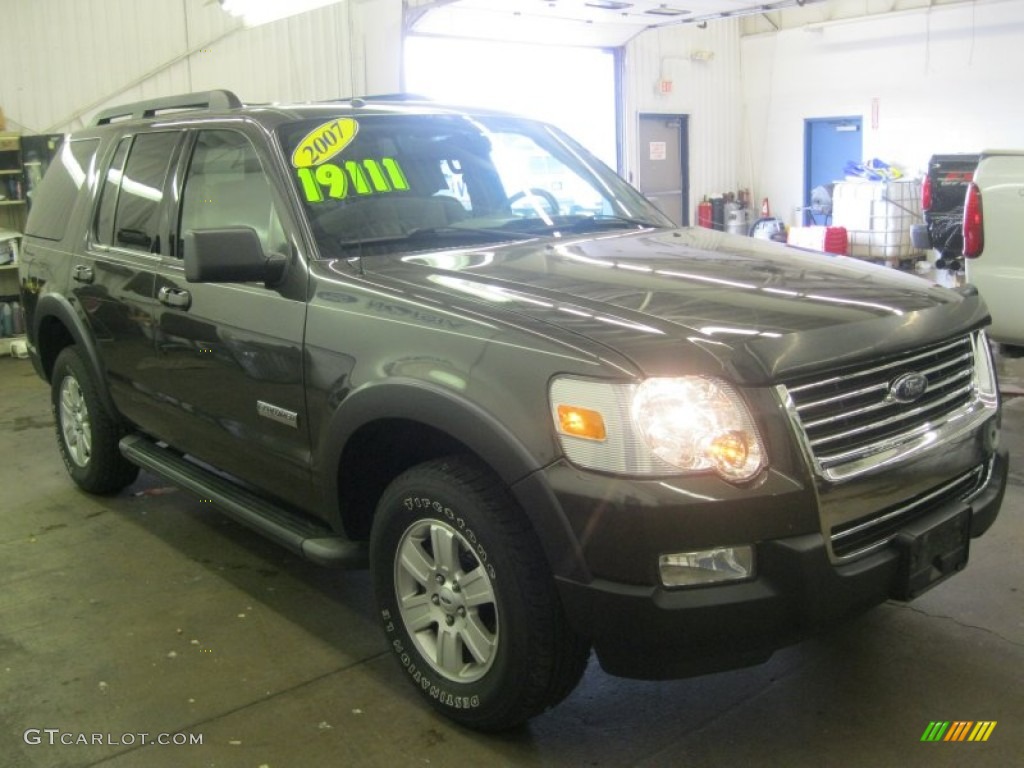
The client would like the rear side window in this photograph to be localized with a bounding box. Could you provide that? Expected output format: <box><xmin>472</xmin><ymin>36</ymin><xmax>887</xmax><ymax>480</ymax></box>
<box><xmin>24</xmin><ymin>138</ymin><xmax>97</xmax><ymax>242</ymax></box>
<box><xmin>95</xmin><ymin>132</ymin><xmax>180</xmax><ymax>253</ymax></box>
<box><xmin>95</xmin><ymin>137</ymin><xmax>130</xmax><ymax>246</ymax></box>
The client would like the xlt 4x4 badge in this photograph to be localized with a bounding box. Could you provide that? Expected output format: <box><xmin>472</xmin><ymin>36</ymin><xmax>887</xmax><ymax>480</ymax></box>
<box><xmin>257</xmin><ymin>401</ymin><xmax>299</xmax><ymax>429</ymax></box>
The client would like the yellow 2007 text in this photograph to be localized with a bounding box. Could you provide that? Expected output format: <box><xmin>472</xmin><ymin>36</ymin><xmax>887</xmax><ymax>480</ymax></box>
<box><xmin>291</xmin><ymin>118</ymin><xmax>359</xmax><ymax>169</ymax></box>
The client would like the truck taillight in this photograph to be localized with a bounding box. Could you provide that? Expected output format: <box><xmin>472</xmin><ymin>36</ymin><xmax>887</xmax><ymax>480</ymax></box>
<box><xmin>963</xmin><ymin>182</ymin><xmax>984</xmax><ymax>259</ymax></box>
<box><xmin>922</xmin><ymin>174</ymin><xmax>932</xmax><ymax>212</ymax></box>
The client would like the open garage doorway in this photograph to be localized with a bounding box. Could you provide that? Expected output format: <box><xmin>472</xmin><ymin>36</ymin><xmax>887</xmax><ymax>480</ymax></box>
<box><xmin>403</xmin><ymin>37</ymin><xmax>620</xmax><ymax>172</ymax></box>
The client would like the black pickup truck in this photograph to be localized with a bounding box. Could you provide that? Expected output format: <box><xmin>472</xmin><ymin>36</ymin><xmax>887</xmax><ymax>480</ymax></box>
<box><xmin>18</xmin><ymin>92</ymin><xmax>1007</xmax><ymax>731</ymax></box>
<box><xmin>911</xmin><ymin>153</ymin><xmax>980</xmax><ymax>270</ymax></box>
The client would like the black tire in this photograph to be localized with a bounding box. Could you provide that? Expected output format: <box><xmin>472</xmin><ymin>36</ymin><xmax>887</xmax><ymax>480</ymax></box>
<box><xmin>51</xmin><ymin>346</ymin><xmax>139</xmax><ymax>494</ymax></box>
<box><xmin>370</xmin><ymin>455</ymin><xmax>590</xmax><ymax>731</ymax></box>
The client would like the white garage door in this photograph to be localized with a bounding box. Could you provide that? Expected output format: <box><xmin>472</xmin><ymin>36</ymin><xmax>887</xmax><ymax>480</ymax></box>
<box><xmin>404</xmin><ymin>36</ymin><xmax>619</xmax><ymax>172</ymax></box>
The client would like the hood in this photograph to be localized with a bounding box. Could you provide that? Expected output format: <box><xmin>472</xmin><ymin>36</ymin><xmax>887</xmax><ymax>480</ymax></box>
<box><xmin>360</xmin><ymin>228</ymin><xmax>988</xmax><ymax>384</ymax></box>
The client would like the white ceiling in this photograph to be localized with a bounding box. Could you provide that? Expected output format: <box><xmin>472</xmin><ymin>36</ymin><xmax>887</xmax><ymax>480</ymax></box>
<box><xmin>408</xmin><ymin>0</ymin><xmax>825</xmax><ymax>46</ymax></box>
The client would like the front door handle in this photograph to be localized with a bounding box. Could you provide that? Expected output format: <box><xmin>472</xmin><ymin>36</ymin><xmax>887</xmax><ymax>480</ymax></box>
<box><xmin>72</xmin><ymin>265</ymin><xmax>94</xmax><ymax>284</ymax></box>
<box><xmin>158</xmin><ymin>285</ymin><xmax>192</xmax><ymax>310</ymax></box>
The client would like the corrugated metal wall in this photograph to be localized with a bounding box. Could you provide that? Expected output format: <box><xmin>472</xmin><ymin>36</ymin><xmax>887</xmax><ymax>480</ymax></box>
<box><xmin>183</xmin><ymin>2</ymin><xmax>355</xmax><ymax>107</ymax></box>
<box><xmin>3</xmin><ymin>0</ymin><xmax>192</xmax><ymax>132</ymax></box>
<box><xmin>0</xmin><ymin>0</ymin><xmax>403</xmax><ymax>134</ymax></box>
<box><xmin>622</xmin><ymin>21</ymin><xmax>743</xmax><ymax>226</ymax></box>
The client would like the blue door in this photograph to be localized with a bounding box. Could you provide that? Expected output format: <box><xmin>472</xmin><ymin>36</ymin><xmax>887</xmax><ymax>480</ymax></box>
<box><xmin>804</xmin><ymin>117</ymin><xmax>862</xmax><ymax>225</ymax></box>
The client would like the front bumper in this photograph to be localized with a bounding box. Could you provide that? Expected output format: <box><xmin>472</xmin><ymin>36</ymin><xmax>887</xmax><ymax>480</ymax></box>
<box><xmin>553</xmin><ymin>448</ymin><xmax>1007</xmax><ymax>680</ymax></box>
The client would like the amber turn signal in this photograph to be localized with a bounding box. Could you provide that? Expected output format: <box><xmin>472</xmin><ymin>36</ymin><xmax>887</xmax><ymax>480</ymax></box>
<box><xmin>556</xmin><ymin>404</ymin><xmax>607</xmax><ymax>441</ymax></box>
<box><xmin>708</xmin><ymin>430</ymin><xmax>750</xmax><ymax>472</ymax></box>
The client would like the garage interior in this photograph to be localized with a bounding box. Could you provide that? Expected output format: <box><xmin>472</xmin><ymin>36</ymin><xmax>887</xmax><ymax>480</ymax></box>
<box><xmin>2</xmin><ymin>0</ymin><xmax>1024</xmax><ymax>765</ymax></box>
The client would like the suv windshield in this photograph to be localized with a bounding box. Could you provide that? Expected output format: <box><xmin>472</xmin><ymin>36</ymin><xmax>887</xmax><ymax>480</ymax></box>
<box><xmin>278</xmin><ymin>112</ymin><xmax>672</xmax><ymax>257</ymax></box>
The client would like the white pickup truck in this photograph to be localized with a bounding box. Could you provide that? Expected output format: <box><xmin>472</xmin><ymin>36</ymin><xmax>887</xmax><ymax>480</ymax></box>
<box><xmin>964</xmin><ymin>150</ymin><xmax>1024</xmax><ymax>346</ymax></box>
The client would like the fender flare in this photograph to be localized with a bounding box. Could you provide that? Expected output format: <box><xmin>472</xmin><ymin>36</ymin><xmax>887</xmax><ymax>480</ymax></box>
<box><xmin>316</xmin><ymin>379</ymin><xmax>588</xmax><ymax>581</ymax></box>
<box><xmin>32</xmin><ymin>292</ymin><xmax>121</xmax><ymax>419</ymax></box>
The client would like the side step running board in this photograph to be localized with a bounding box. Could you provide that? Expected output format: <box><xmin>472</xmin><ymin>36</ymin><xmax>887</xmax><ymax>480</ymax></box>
<box><xmin>119</xmin><ymin>434</ymin><xmax>368</xmax><ymax>569</ymax></box>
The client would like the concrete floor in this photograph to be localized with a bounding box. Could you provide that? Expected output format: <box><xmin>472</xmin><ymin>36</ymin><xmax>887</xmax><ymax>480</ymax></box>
<box><xmin>1</xmin><ymin>350</ymin><xmax>1022</xmax><ymax>768</ymax></box>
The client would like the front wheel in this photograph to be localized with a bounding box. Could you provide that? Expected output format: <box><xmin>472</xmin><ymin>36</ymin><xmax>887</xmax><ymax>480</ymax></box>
<box><xmin>51</xmin><ymin>346</ymin><xmax>139</xmax><ymax>494</ymax></box>
<box><xmin>370</xmin><ymin>456</ymin><xmax>589</xmax><ymax>731</ymax></box>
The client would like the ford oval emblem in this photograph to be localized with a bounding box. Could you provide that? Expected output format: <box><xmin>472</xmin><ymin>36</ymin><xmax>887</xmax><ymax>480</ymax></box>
<box><xmin>889</xmin><ymin>372</ymin><xmax>929</xmax><ymax>403</ymax></box>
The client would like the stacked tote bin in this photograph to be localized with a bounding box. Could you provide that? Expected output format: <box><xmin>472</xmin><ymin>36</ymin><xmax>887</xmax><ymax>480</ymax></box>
<box><xmin>831</xmin><ymin>180</ymin><xmax>922</xmax><ymax>263</ymax></box>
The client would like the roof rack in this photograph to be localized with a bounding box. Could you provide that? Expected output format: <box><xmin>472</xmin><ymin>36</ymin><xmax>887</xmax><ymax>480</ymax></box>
<box><xmin>344</xmin><ymin>93</ymin><xmax>432</xmax><ymax>107</ymax></box>
<box><xmin>92</xmin><ymin>90</ymin><xmax>242</xmax><ymax>126</ymax></box>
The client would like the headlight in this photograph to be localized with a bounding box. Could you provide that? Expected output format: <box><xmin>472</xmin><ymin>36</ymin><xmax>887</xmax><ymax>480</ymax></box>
<box><xmin>550</xmin><ymin>376</ymin><xmax>766</xmax><ymax>481</ymax></box>
<box><xmin>633</xmin><ymin>377</ymin><xmax>765</xmax><ymax>480</ymax></box>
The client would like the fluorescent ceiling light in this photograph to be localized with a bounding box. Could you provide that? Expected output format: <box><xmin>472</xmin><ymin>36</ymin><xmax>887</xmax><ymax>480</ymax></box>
<box><xmin>219</xmin><ymin>0</ymin><xmax>342</xmax><ymax>27</ymax></box>
<box><xmin>644</xmin><ymin>6</ymin><xmax>689</xmax><ymax>16</ymax></box>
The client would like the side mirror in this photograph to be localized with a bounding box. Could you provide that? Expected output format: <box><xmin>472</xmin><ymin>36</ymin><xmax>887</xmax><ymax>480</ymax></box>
<box><xmin>183</xmin><ymin>228</ymin><xmax>286</xmax><ymax>287</ymax></box>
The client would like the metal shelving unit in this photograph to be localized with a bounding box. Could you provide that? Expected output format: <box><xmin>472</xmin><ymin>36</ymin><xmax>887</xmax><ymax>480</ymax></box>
<box><xmin>0</xmin><ymin>228</ymin><xmax>24</xmax><ymax>355</ymax></box>
<box><xmin>0</xmin><ymin>133</ymin><xmax>28</xmax><ymax>233</ymax></box>
<box><xmin>0</xmin><ymin>134</ymin><xmax>60</xmax><ymax>354</ymax></box>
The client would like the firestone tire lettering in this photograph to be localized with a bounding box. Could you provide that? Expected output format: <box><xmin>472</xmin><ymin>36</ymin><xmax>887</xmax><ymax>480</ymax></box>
<box><xmin>370</xmin><ymin>455</ymin><xmax>589</xmax><ymax>731</ymax></box>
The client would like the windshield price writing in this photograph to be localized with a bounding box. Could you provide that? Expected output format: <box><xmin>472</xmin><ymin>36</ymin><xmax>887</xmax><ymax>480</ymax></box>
<box><xmin>291</xmin><ymin>118</ymin><xmax>359</xmax><ymax>168</ymax></box>
<box><xmin>296</xmin><ymin>158</ymin><xmax>410</xmax><ymax>202</ymax></box>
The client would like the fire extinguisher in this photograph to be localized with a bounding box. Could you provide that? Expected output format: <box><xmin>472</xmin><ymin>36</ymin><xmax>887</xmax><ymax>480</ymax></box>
<box><xmin>697</xmin><ymin>198</ymin><xmax>713</xmax><ymax>229</ymax></box>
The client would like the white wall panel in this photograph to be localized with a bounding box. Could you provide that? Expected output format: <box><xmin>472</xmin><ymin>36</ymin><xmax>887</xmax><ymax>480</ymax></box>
<box><xmin>1</xmin><ymin>0</ymin><xmax>190</xmax><ymax>132</ymax></box>
<box><xmin>623</xmin><ymin>20</ymin><xmax>744</xmax><ymax>224</ymax></box>
<box><xmin>183</xmin><ymin>4</ymin><xmax>355</xmax><ymax>105</ymax></box>
<box><xmin>0</xmin><ymin>0</ymin><xmax>403</xmax><ymax>134</ymax></box>
<box><xmin>740</xmin><ymin>0</ymin><xmax>1024</xmax><ymax>221</ymax></box>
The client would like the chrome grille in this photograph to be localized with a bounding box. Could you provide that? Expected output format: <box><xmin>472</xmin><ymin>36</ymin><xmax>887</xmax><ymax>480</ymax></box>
<box><xmin>829</xmin><ymin>462</ymin><xmax>988</xmax><ymax>559</ymax></box>
<box><xmin>785</xmin><ymin>335</ymin><xmax>976</xmax><ymax>473</ymax></box>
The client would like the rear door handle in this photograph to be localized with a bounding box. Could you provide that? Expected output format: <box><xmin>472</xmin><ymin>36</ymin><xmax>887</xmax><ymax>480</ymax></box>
<box><xmin>72</xmin><ymin>265</ymin><xmax>94</xmax><ymax>284</ymax></box>
<box><xmin>158</xmin><ymin>285</ymin><xmax>192</xmax><ymax>310</ymax></box>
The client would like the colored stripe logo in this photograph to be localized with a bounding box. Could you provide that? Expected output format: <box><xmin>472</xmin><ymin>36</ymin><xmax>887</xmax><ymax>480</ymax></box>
<box><xmin>921</xmin><ymin>721</ymin><xmax>997</xmax><ymax>742</ymax></box>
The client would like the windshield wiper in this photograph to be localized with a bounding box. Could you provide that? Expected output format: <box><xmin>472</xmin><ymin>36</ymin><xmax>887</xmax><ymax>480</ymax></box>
<box><xmin>510</xmin><ymin>215</ymin><xmax>660</xmax><ymax>236</ymax></box>
<box><xmin>334</xmin><ymin>226</ymin><xmax>539</xmax><ymax>251</ymax></box>
<box><xmin>574</xmin><ymin>215</ymin><xmax>660</xmax><ymax>230</ymax></box>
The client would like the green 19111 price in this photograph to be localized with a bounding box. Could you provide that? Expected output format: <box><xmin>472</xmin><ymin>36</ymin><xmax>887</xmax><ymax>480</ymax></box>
<box><xmin>296</xmin><ymin>158</ymin><xmax>410</xmax><ymax>202</ymax></box>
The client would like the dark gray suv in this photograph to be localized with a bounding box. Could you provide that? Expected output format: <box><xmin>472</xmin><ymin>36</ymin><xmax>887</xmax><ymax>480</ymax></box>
<box><xmin>19</xmin><ymin>90</ymin><xmax>1007</xmax><ymax>730</ymax></box>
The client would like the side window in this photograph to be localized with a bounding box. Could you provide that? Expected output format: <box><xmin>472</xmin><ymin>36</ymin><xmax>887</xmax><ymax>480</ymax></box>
<box><xmin>95</xmin><ymin>137</ymin><xmax>131</xmax><ymax>246</ymax></box>
<box><xmin>113</xmin><ymin>132</ymin><xmax>179</xmax><ymax>252</ymax></box>
<box><xmin>95</xmin><ymin>133</ymin><xmax>178</xmax><ymax>252</ymax></box>
<box><xmin>110</xmin><ymin>132</ymin><xmax>179</xmax><ymax>252</ymax></box>
<box><xmin>24</xmin><ymin>138</ymin><xmax>97</xmax><ymax>242</ymax></box>
<box><xmin>178</xmin><ymin>130</ymin><xmax>285</xmax><ymax>259</ymax></box>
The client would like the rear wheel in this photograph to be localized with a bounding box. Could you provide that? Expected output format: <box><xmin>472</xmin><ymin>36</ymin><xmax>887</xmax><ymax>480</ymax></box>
<box><xmin>370</xmin><ymin>455</ymin><xmax>589</xmax><ymax>731</ymax></box>
<box><xmin>51</xmin><ymin>346</ymin><xmax>139</xmax><ymax>494</ymax></box>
